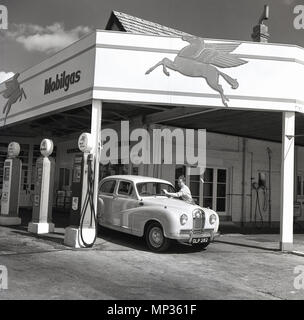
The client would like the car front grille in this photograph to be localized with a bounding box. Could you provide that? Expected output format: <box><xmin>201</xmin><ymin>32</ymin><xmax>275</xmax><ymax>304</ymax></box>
<box><xmin>193</xmin><ymin>210</ymin><xmax>205</xmax><ymax>232</ymax></box>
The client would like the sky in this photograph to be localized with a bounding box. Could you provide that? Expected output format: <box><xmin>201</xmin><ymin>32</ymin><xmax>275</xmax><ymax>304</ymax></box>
<box><xmin>0</xmin><ymin>0</ymin><xmax>303</xmax><ymax>83</ymax></box>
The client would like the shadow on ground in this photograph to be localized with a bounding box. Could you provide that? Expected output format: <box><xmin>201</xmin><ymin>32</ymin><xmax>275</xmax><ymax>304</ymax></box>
<box><xmin>11</xmin><ymin>208</ymin><xmax>304</xmax><ymax>254</ymax></box>
<box><xmin>214</xmin><ymin>239</ymin><xmax>281</xmax><ymax>252</ymax></box>
<box><xmin>97</xmin><ymin>226</ymin><xmax>207</xmax><ymax>254</ymax></box>
<box><xmin>8</xmin><ymin>208</ymin><xmax>205</xmax><ymax>254</ymax></box>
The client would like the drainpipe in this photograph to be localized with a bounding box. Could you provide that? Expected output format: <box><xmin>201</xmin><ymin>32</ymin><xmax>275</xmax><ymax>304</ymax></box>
<box><xmin>249</xmin><ymin>151</ymin><xmax>254</xmax><ymax>223</ymax></box>
<box><xmin>241</xmin><ymin>138</ymin><xmax>247</xmax><ymax>227</ymax></box>
<box><xmin>267</xmin><ymin>147</ymin><xmax>272</xmax><ymax>227</ymax></box>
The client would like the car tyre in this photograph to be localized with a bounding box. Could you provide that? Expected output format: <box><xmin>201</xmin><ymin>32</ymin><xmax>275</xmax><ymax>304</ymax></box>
<box><xmin>145</xmin><ymin>222</ymin><xmax>171</xmax><ymax>252</ymax></box>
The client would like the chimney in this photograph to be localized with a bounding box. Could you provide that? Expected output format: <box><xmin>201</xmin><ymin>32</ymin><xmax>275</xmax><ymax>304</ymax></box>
<box><xmin>251</xmin><ymin>5</ymin><xmax>270</xmax><ymax>43</ymax></box>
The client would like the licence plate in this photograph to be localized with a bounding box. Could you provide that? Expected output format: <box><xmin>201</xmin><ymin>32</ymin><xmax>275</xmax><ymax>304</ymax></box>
<box><xmin>191</xmin><ymin>237</ymin><xmax>209</xmax><ymax>244</ymax></box>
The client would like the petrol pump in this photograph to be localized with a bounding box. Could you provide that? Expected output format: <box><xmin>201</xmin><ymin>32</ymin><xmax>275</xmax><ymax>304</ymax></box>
<box><xmin>0</xmin><ymin>142</ymin><xmax>22</xmax><ymax>226</ymax></box>
<box><xmin>28</xmin><ymin>139</ymin><xmax>55</xmax><ymax>234</ymax></box>
<box><xmin>64</xmin><ymin>133</ymin><xmax>97</xmax><ymax>248</ymax></box>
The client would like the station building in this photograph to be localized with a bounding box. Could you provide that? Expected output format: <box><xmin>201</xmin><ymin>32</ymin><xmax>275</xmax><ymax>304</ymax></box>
<box><xmin>0</xmin><ymin>11</ymin><xmax>304</xmax><ymax>243</ymax></box>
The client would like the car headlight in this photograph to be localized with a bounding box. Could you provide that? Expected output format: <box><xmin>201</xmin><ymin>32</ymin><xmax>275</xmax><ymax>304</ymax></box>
<box><xmin>180</xmin><ymin>214</ymin><xmax>188</xmax><ymax>225</ymax></box>
<box><xmin>209</xmin><ymin>214</ymin><xmax>217</xmax><ymax>225</ymax></box>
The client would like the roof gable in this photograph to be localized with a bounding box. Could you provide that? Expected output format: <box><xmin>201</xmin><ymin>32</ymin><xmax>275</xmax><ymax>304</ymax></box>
<box><xmin>105</xmin><ymin>10</ymin><xmax>190</xmax><ymax>36</ymax></box>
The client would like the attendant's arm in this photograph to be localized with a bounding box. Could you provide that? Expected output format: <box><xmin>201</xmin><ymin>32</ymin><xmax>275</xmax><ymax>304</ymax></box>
<box><xmin>163</xmin><ymin>189</ymin><xmax>182</xmax><ymax>198</ymax></box>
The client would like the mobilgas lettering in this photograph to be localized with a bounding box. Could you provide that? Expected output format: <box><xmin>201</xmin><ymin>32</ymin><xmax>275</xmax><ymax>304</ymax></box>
<box><xmin>44</xmin><ymin>70</ymin><xmax>81</xmax><ymax>95</ymax></box>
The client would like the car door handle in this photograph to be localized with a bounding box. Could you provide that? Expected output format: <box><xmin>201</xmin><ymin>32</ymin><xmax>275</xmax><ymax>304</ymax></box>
<box><xmin>138</xmin><ymin>201</ymin><xmax>144</xmax><ymax>206</ymax></box>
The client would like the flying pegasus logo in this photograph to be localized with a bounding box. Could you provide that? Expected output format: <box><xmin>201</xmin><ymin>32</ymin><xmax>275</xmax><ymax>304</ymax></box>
<box><xmin>145</xmin><ymin>35</ymin><xmax>248</xmax><ymax>107</ymax></box>
<box><xmin>1</xmin><ymin>73</ymin><xmax>26</xmax><ymax>125</ymax></box>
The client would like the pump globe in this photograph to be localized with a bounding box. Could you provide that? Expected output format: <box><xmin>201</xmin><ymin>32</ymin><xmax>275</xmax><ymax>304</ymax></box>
<box><xmin>40</xmin><ymin>139</ymin><xmax>54</xmax><ymax>157</ymax></box>
<box><xmin>7</xmin><ymin>142</ymin><xmax>20</xmax><ymax>158</ymax></box>
<box><xmin>78</xmin><ymin>132</ymin><xmax>93</xmax><ymax>153</ymax></box>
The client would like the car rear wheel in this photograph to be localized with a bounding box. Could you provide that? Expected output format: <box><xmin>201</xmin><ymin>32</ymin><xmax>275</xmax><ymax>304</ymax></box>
<box><xmin>145</xmin><ymin>222</ymin><xmax>171</xmax><ymax>252</ymax></box>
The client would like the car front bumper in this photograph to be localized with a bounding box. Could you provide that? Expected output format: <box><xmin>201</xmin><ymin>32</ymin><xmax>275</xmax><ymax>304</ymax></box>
<box><xmin>188</xmin><ymin>230</ymin><xmax>220</xmax><ymax>243</ymax></box>
<box><xmin>168</xmin><ymin>229</ymin><xmax>220</xmax><ymax>244</ymax></box>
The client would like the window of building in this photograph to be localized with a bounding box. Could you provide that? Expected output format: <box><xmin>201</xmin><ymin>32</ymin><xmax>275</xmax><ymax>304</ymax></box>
<box><xmin>59</xmin><ymin>168</ymin><xmax>71</xmax><ymax>190</ymax></box>
<box><xmin>297</xmin><ymin>174</ymin><xmax>304</xmax><ymax>197</ymax></box>
<box><xmin>189</xmin><ymin>174</ymin><xmax>200</xmax><ymax>205</ymax></box>
<box><xmin>203</xmin><ymin>168</ymin><xmax>227</xmax><ymax>213</ymax></box>
<box><xmin>0</xmin><ymin>143</ymin><xmax>7</xmax><ymax>191</ymax></box>
<box><xmin>19</xmin><ymin>144</ymin><xmax>30</xmax><ymax>191</ymax></box>
<box><xmin>202</xmin><ymin>168</ymin><xmax>213</xmax><ymax>208</ymax></box>
<box><xmin>174</xmin><ymin>166</ymin><xmax>228</xmax><ymax>214</ymax></box>
<box><xmin>99</xmin><ymin>163</ymin><xmax>129</xmax><ymax>179</ymax></box>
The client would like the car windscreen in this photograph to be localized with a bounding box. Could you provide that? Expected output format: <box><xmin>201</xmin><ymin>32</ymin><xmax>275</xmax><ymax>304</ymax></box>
<box><xmin>136</xmin><ymin>182</ymin><xmax>175</xmax><ymax>197</ymax></box>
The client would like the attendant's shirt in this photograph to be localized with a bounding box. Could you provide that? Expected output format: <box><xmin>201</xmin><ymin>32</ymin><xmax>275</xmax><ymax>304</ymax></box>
<box><xmin>171</xmin><ymin>185</ymin><xmax>193</xmax><ymax>203</ymax></box>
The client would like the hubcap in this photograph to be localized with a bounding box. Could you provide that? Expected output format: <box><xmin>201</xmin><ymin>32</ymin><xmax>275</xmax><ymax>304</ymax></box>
<box><xmin>149</xmin><ymin>227</ymin><xmax>164</xmax><ymax>248</ymax></box>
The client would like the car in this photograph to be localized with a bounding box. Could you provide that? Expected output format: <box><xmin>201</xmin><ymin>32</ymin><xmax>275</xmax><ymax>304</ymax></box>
<box><xmin>97</xmin><ymin>175</ymin><xmax>220</xmax><ymax>252</ymax></box>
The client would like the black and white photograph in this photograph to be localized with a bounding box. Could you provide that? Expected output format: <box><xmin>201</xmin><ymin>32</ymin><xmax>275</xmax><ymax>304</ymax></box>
<box><xmin>0</xmin><ymin>0</ymin><xmax>304</xmax><ymax>309</ymax></box>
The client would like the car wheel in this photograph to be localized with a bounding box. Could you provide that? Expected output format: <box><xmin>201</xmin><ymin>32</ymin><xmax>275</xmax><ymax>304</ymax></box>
<box><xmin>145</xmin><ymin>222</ymin><xmax>171</xmax><ymax>252</ymax></box>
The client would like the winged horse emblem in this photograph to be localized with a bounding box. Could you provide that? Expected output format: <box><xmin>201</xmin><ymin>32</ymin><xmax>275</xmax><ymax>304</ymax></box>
<box><xmin>1</xmin><ymin>73</ymin><xmax>27</xmax><ymax>125</ymax></box>
<box><xmin>145</xmin><ymin>35</ymin><xmax>248</xmax><ymax>107</ymax></box>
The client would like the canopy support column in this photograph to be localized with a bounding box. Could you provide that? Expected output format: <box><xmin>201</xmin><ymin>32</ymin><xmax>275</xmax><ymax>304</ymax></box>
<box><xmin>280</xmin><ymin>111</ymin><xmax>295</xmax><ymax>252</ymax></box>
<box><xmin>91</xmin><ymin>99</ymin><xmax>102</xmax><ymax>217</ymax></box>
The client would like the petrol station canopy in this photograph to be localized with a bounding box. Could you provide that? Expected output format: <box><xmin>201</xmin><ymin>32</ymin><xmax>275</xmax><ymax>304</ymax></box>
<box><xmin>1</xmin><ymin>11</ymin><xmax>304</xmax><ymax>144</ymax></box>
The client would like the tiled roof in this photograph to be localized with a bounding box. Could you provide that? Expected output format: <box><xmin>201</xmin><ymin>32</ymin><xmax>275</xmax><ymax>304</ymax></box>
<box><xmin>106</xmin><ymin>11</ymin><xmax>191</xmax><ymax>37</ymax></box>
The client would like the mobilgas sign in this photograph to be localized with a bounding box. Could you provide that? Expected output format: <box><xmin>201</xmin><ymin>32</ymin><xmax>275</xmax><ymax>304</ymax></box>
<box><xmin>44</xmin><ymin>70</ymin><xmax>81</xmax><ymax>95</ymax></box>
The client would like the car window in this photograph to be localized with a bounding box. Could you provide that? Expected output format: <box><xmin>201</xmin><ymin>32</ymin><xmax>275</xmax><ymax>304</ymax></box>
<box><xmin>137</xmin><ymin>182</ymin><xmax>175</xmax><ymax>197</ymax></box>
<box><xmin>117</xmin><ymin>181</ymin><xmax>135</xmax><ymax>197</ymax></box>
<box><xmin>100</xmin><ymin>180</ymin><xmax>116</xmax><ymax>194</ymax></box>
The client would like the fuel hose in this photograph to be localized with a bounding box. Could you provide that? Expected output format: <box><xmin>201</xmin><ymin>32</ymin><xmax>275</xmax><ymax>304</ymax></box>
<box><xmin>79</xmin><ymin>154</ymin><xmax>98</xmax><ymax>248</ymax></box>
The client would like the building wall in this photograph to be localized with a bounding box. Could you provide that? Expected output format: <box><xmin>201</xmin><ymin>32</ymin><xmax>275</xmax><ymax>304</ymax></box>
<box><xmin>54</xmin><ymin>139</ymin><xmax>79</xmax><ymax>191</ymax></box>
<box><xmin>0</xmin><ymin>136</ymin><xmax>41</xmax><ymax>207</ymax></box>
<box><xmin>0</xmin><ymin>135</ymin><xmax>79</xmax><ymax>208</ymax></box>
<box><xmin>47</xmin><ymin>132</ymin><xmax>304</xmax><ymax>224</ymax></box>
<box><xmin>205</xmin><ymin>134</ymin><xmax>301</xmax><ymax>224</ymax></box>
<box><xmin>243</xmin><ymin>138</ymin><xmax>280</xmax><ymax>225</ymax></box>
<box><xmin>206</xmin><ymin>134</ymin><xmax>243</xmax><ymax>222</ymax></box>
<box><xmin>141</xmin><ymin>129</ymin><xmax>302</xmax><ymax>225</ymax></box>
<box><xmin>0</xmin><ymin>130</ymin><xmax>302</xmax><ymax>225</ymax></box>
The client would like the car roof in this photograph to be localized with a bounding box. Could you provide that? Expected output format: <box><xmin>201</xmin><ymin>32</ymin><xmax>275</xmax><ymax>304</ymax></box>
<box><xmin>101</xmin><ymin>175</ymin><xmax>173</xmax><ymax>185</ymax></box>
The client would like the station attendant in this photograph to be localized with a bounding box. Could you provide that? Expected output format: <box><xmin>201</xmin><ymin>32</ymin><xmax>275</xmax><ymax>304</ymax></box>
<box><xmin>163</xmin><ymin>175</ymin><xmax>195</xmax><ymax>204</ymax></box>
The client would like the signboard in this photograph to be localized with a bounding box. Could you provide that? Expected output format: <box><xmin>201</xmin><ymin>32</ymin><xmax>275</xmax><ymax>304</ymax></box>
<box><xmin>1</xmin><ymin>30</ymin><xmax>304</xmax><ymax>128</ymax></box>
<box><xmin>0</xmin><ymin>32</ymin><xmax>96</xmax><ymax>127</ymax></box>
<box><xmin>93</xmin><ymin>31</ymin><xmax>304</xmax><ymax>113</ymax></box>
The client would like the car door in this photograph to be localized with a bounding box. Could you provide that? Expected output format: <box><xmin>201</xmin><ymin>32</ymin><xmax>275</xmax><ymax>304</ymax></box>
<box><xmin>98</xmin><ymin>179</ymin><xmax>117</xmax><ymax>225</ymax></box>
<box><xmin>111</xmin><ymin>180</ymin><xmax>139</xmax><ymax>232</ymax></box>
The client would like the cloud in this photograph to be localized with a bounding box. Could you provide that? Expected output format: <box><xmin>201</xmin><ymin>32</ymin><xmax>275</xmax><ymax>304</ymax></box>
<box><xmin>283</xmin><ymin>0</ymin><xmax>296</xmax><ymax>5</ymax></box>
<box><xmin>6</xmin><ymin>23</ymin><xmax>91</xmax><ymax>53</ymax></box>
<box><xmin>0</xmin><ymin>71</ymin><xmax>14</xmax><ymax>84</ymax></box>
